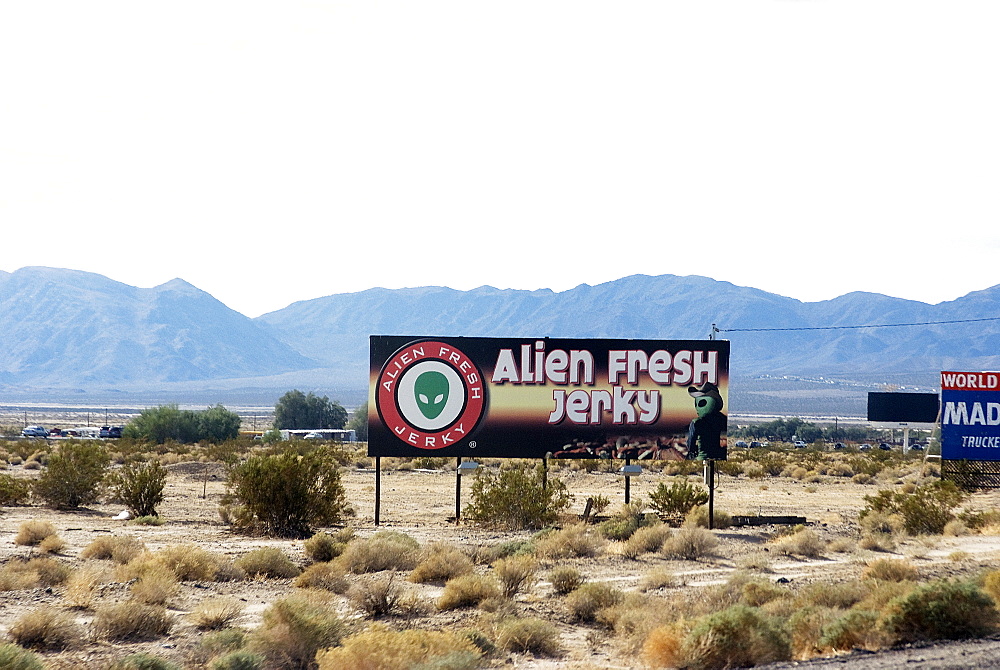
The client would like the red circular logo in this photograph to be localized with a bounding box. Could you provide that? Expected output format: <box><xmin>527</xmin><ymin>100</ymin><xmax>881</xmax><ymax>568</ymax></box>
<box><xmin>376</xmin><ymin>340</ymin><xmax>486</xmax><ymax>450</ymax></box>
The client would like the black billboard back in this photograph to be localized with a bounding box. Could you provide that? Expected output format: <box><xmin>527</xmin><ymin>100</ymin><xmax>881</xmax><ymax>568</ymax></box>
<box><xmin>867</xmin><ymin>392</ymin><xmax>940</xmax><ymax>423</ymax></box>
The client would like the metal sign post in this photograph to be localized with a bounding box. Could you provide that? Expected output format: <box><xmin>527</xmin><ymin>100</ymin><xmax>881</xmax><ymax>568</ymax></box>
<box><xmin>707</xmin><ymin>459</ymin><xmax>716</xmax><ymax>530</ymax></box>
<box><xmin>374</xmin><ymin>456</ymin><xmax>381</xmax><ymax>526</ymax></box>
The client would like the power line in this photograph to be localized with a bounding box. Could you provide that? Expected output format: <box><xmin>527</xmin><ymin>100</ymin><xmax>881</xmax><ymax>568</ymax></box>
<box><xmin>720</xmin><ymin>316</ymin><xmax>1000</xmax><ymax>333</ymax></box>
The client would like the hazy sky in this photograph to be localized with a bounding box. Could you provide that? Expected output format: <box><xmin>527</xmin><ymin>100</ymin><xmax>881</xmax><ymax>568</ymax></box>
<box><xmin>2</xmin><ymin>1</ymin><xmax>997</xmax><ymax>318</ymax></box>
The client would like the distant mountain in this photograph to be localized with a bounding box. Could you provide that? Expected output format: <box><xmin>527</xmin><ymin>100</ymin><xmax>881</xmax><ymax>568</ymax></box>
<box><xmin>0</xmin><ymin>267</ymin><xmax>315</xmax><ymax>388</ymax></box>
<box><xmin>256</xmin><ymin>274</ymin><xmax>1000</xmax><ymax>383</ymax></box>
<box><xmin>2</xmin><ymin>268</ymin><xmax>999</xmax><ymax>416</ymax></box>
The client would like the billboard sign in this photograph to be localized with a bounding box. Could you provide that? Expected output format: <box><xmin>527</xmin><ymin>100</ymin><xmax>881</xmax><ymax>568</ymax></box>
<box><xmin>868</xmin><ymin>392</ymin><xmax>940</xmax><ymax>424</ymax></box>
<box><xmin>941</xmin><ymin>371</ymin><xmax>1000</xmax><ymax>461</ymax></box>
<box><xmin>369</xmin><ymin>336</ymin><xmax>729</xmax><ymax>460</ymax></box>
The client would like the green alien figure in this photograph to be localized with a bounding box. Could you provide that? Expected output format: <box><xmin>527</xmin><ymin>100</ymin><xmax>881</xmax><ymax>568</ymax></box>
<box><xmin>686</xmin><ymin>381</ymin><xmax>727</xmax><ymax>460</ymax></box>
<box><xmin>414</xmin><ymin>370</ymin><xmax>449</xmax><ymax>420</ymax></box>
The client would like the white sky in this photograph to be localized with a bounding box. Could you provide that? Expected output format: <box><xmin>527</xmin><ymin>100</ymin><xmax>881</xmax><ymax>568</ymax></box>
<box><xmin>2</xmin><ymin>1</ymin><xmax>998</xmax><ymax>318</ymax></box>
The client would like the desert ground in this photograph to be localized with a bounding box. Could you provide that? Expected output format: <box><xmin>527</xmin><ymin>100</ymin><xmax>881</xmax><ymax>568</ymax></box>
<box><xmin>3</xmin><ymin>436</ymin><xmax>1000</xmax><ymax>669</ymax></box>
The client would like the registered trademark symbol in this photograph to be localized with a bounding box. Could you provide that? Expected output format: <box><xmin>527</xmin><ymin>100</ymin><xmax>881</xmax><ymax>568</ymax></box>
<box><xmin>468</xmin><ymin>441</ymin><xmax>477</xmax><ymax>449</ymax></box>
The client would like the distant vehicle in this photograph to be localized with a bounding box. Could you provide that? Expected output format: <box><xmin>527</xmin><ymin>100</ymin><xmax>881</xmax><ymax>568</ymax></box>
<box><xmin>99</xmin><ymin>426</ymin><xmax>123</xmax><ymax>438</ymax></box>
<box><xmin>735</xmin><ymin>440</ymin><xmax>749</xmax><ymax>448</ymax></box>
<box><xmin>793</xmin><ymin>441</ymin><xmax>808</xmax><ymax>448</ymax></box>
<box><xmin>859</xmin><ymin>443</ymin><xmax>873</xmax><ymax>451</ymax></box>
<box><xmin>909</xmin><ymin>443</ymin><xmax>925</xmax><ymax>451</ymax></box>
<box><xmin>303</xmin><ymin>432</ymin><xmax>325</xmax><ymax>440</ymax></box>
<box><xmin>833</xmin><ymin>442</ymin><xmax>847</xmax><ymax>450</ymax></box>
<box><xmin>21</xmin><ymin>425</ymin><xmax>48</xmax><ymax>438</ymax></box>
<box><xmin>878</xmin><ymin>442</ymin><xmax>892</xmax><ymax>451</ymax></box>
<box><xmin>49</xmin><ymin>428</ymin><xmax>63</xmax><ymax>437</ymax></box>
<box><xmin>749</xmin><ymin>441</ymin><xmax>763</xmax><ymax>448</ymax></box>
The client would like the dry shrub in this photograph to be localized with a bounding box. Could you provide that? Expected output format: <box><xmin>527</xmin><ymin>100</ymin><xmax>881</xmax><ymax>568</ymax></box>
<box><xmin>565</xmin><ymin>582</ymin><xmax>624</xmax><ymax>621</ymax></box>
<box><xmin>878</xmin><ymin>579</ymin><xmax>999</xmax><ymax>643</ymax></box>
<box><xmin>64</xmin><ymin>563</ymin><xmax>109</xmax><ymax>609</ymax></box>
<box><xmin>80</xmin><ymin>534</ymin><xmax>147</xmax><ymax>564</ymax></box>
<box><xmin>683</xmin><ymin>505</ymin><xmax>732</xmax><ymax>529</ymax></box>
<box><xmin>944</xmin><ymin>519</ymin><xmax>970</xmax><ymax>536</ymax></box>
<box><xmin>736</xmin><ymin>553</ymin><xmax>773</xmax><ymax>573</ymax></box>
<box><xmin>130</xmin><ymin>563</ymin><xmax>179</xmax><ymax>605</ymax></box>
<box><xmin>303</xmin><ymin>528</ymin><xmax>354</xmax><ymax>563</ymax></box>
<box><xmin>535</xmin><ymin>523</ymin><xmax>604</xmax><ymax>559</ymax></box>
<box><xmin>108</xmin><ymin>653</ymin><xmax>182</xmax><ymax>670</ymax></box>
<box><xmin>37</xmin><ymin>534</ymin><xmax>66</xmax><ymax>554</ymax></box>
<box><xmin>0</xmin><ymin>557</ymin><xmax>72</xmax><ymax>591</ymax></box>
<box><xmin>93</xmin><ymin>602</ymin><xmax>173</xmax><ymax>641</ymax></box>
<box><xmin>827</xmin><ymin>537</ymin><xmax>856</xmax><ymax>553</ymax></box>
<box><xmin>14</xmin><ymin>520</ymin><xmax>57</xmax><ymax>547</ymax></box>
<box><xmin>250</xmin><ymin>591</ymin><xmax>346</xmax><ymax>670</ymax></box>
<box><xmin>639</xmin><ymin>567</ymin><xmax>676</xmax><ymax>592</ymax></box>
<box><xmin>8</xmin><ymin>609</ymin><xmax>81</xmax><ymax>651</ymax></box>
<box><xmin>493</xmin><ymin>554</ymin><xmax>537</xmax><ymax>599</ymax></box>
<box><xmin>338</xmin><ymin>530</ymin><xmax>420</xmax><ymax>574</ymax></box>
<box><xmin>409</xmin><ymin>542</ymin><xmax>474</xmax><ymax>584</ymax></box>
<box><xmin>862</xmin><ymin>558</ymin><xmax>919</xmax><ymax>582</ymax></box>
<box><xmin>642</xmin><ymin>623</ymin><xmax>686</xmax><ymax>669</ymax></box>
<box><xmin>494</xmin><ymin>616</ymin><xmax>561</xmax><ymax>656</ymax></box>
<box><xmin>623</xmin><ymin>524</ymin><xmax>672</xmax><ymax>557</ymax></box>
<box><xmin>0</xmin><ymin>642</ymin><xmax>44</xmax><ymax>670</ymax></box>
<box><xmin>796</xmin><ymin>581</ymin><xmax>867</xmax><ymax>610</ymax></box>
<box><xmin>786</xmin><ymin>605</ymin><xmax>839</xmax><ymax>659</ymax></box>
<box><xmin>124</xmin><ymin>544</ymin><xmax>239</xmax><ymax>582</ymax></box>
<box><xmin>235</xmin><ymin>547</ymin><xmax>301</xmax><ymax>579</ymax></box>
<box><xmin>679</xmin><ymin>605</ymin><xmax>791</xmax><ymax>670</ymax></box>
<box><xmin>295</xmin><ymin>562</ymin><xmax>350</xmax><ymax>593</ymax></box>
<box><xmin>209</xmin><ymin>650</ymin><xmax>264</xmax><ymax>670</ymax></box>
<box><xmin>819</xmin><ymin>609</ymin><xmax>886</xmax><ymax>652</ymax></box>
<box><xmin>859</xmin><ymin>532</ymin><xmax>897</xmax><ymax>553</ymax></box>
<box><xmin>315</xmin><ymin>624</ymin><xmax>481</xmax><ymax>670</ymax></box>
<box><xmin>770</xmin><ymin>528</ymin><xmax>825</xmax><ymax>558</ymax></box>
<box><xmin>190</xmin><ymin>598</ymin><xmax>245</xmax><ymax>630</ymax></box>
<box><xmin>548</xmin><ymin>565</ymin><xmax>585</xmax><ymax>594</ymax></box>
<box><xmin>348</xmin><ymin>572</ymin><xmax>406</xmax><ymax>618</ymax></box>
<box><xmin>983</xmin><ymin>570</ymin><xmax>1000</xmax><ymax>604</ymax></box>
<box><xmin>438</xmin><ymin>573</ymin><xmax>501</xmax><ymax>610</ymax></box>
<box><xmin>660</xmin><ymin>527</ymin><xmax>717</xmax><ymax>561</ymax></box>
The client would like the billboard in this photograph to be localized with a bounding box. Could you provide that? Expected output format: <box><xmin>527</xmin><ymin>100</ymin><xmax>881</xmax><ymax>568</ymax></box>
<box><xmin>369</xmin><ymin>336</ymin><xmax>729</xmax><ymax>460</ymax></box>
<box><xmin>941</xmin><ymin>371</ymin><xmax>1000</xmax><ymax>461</ymax></box>
<box><xmin>867</xmin><ymin>392</ymin><xmax>940</xmax><ymax>423</ymax></box>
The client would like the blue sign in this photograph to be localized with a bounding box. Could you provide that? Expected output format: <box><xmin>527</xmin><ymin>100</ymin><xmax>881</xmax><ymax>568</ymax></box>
<box><xmin>940</xmin><ymin>371</ymin><xmax>1000</xmax><ymax>461</ymax></box>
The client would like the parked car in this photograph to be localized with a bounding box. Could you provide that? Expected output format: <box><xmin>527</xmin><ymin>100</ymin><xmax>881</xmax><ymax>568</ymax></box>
<box><xmin>833</xmin><ymin>442</ymin><xmax>847</xmax><ymax>450</ymax></box>
<box><xmin>99</xmin><ymin>426</ymin><xmax>123</xmax><ymax>438</ymax></box>
<box><xmin>878</xmin><ymin>442</ymin><xmax>892</xmax><ymax>451</ymax></box>
<box><xmin>22</xmin><ymin>425</ymin><xmax>48</xmax><ymax>438</ymax></box>
<box><xmin>909</xmin><ymin>443</ymin><xmax>925</xmax><ymax>451</ymax></box>
<box><xmin>735</xmin><ymin>440</ymin><xmax>749</xmax><ymax>448</ymax></box>
<box><xmin>859</xmin><ymin>443</ymin><xmax>873</xmax><ymax>451</ymax></box>
<box><xmin>749</xmin><ymin>441</ymin><xmax>763</xmax><ymax>448</ymax></box>
<box><xmin>48</xmin><ymin>428</ymin><xmax>63</xmax><ymax>437</ymax></box>
<box><xmin>793</xmin><ymin>440</ymin><xmax>808</xmax><ymax>448</ymax></box>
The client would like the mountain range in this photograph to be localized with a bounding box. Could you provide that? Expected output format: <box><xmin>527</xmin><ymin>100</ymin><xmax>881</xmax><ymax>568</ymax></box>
<box><xmin>2</xmin><ymin>267</ymin><xmax>998</xmax><ymax>417</ymax></box>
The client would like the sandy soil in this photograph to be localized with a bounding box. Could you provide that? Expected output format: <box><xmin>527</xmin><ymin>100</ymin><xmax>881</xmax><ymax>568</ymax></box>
<box><xmin>3</xmin><ymin>448</ymin><xmax>1000</xmax><ymax>669</ymax></box>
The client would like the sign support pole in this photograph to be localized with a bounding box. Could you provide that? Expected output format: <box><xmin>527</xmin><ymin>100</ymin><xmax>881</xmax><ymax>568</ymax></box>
<box><xmin>455</xmin><ymin>457</ymin><xmax>462</xmax><ymax>524</ymax></box>
<box><xmin>374</xmin><ymin>457</ymin><xmax>381</xmax><ymax>526</ymax></box>
<box><xmin>707</xmin><ymin>459</ymin><xmax>716</xmax><ymax>530</ymax></box>
<box><xmin>624</xmin><ymin>458</ymin><xmax>631</xmax><ymax>504</ymax></box>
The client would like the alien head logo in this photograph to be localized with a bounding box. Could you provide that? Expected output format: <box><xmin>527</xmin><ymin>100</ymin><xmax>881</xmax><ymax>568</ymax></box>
<box><xmin>415</xmin><ymin>370</ymin><xmax>449</xmax><ymax>420</ymax></box>
<box><xmin>376</xmin><ymin>340</ymin><xmax>487</xmax><ymax>450</ymax></box>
